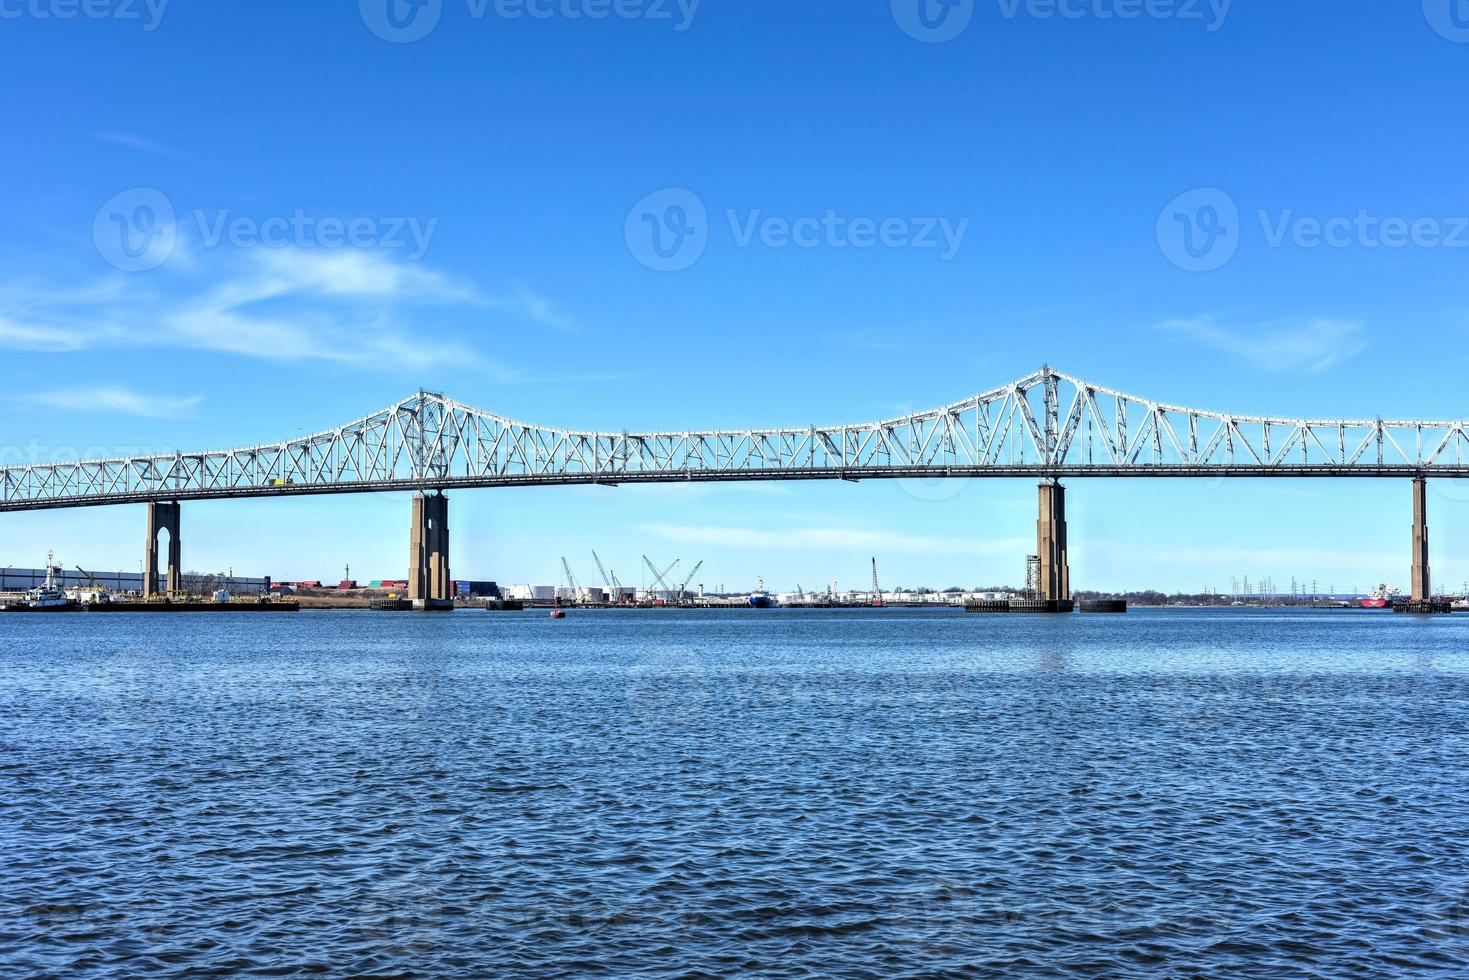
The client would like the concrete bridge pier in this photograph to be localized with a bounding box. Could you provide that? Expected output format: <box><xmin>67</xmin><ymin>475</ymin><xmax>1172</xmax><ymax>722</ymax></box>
<box><xmin>1037</xmin><ymin>480</ymin><xmax>1070</xmax><ymax>602</ymax></box>
<box><xmin>1412</xmin><ymin>477</ymin><xmax>1431</xmax><ymax>602</ymax></box>
<box><xmin>409</xmin><ymin>492</ymin><xmax>452</xmax><ymax>609</ymax></box>
<box><xmin>144</xmin><ymin>501</ymin><xmax>181</xmax><ymax>597</ymax></box>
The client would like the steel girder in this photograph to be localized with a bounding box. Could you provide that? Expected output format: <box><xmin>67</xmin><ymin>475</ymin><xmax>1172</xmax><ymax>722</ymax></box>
<box><xmin>3</xmin><ymin>368</ymin><xmax>1467</xmax><ymax>512</ymax></box>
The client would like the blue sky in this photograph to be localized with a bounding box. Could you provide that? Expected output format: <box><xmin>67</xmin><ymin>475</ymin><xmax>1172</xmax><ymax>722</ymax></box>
<box><xmin>3</xmin><ymin>0</ymin><xmax>1469</xmax><ymax>594</ymax></box>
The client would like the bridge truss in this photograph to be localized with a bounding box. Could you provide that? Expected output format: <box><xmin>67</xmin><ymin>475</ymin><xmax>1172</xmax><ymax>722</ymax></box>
<box><xmin>4</xmin><ymin>367</ymin><xmax>1467</xmax><ymax>512</ymax></box>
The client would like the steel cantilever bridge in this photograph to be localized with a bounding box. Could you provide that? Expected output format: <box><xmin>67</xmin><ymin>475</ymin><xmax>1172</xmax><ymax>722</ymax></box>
<box><xmin>1</xmin><ymin>367</ymin><xmax>1456</xmax><ymax>604</ymax></box>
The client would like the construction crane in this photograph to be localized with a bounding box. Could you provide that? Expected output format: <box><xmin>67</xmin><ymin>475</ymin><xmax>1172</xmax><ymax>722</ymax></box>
<box><xmin>644</xmin><ymin>556</ymin><xmax>680</xmax><ymax>601</ymax></box>
<box><xmin>591</xmin><ymin>549</ymin><xmax>625</xmax><ymax>603</ymax></box>
<box><xmin>561</xmin><ymin>557</ymin><xmax>582</xmax><ymax>605</ymax></box>
<box><xmin>591</xmin><ymin>550</ymin><xmax>614</xmax><ymax>589</ymax></box>
<box><xmin>642</xmin><ymin>556</ymin><xmax>681</xmax><ymax>603</ymax></box>
<box><xmin>675</xmin><ymin>561</ymin><xmax>704</xmax><ymax>602</ymax></box>
<box><xmin>871</xmin><ymin>557</ymin><xmax>883</xmax><ymax>607</ymax></box>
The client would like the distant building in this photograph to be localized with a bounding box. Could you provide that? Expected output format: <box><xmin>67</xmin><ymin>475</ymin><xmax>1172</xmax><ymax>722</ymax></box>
<box><xmin>505</xmin><ymin>584</ymin><xmax>556</xmax><ymax>602</ymax></box>
<box><xmin>0</xmin><ymin>568</ymin><xmax>270</xmax><ymax>595</ymax></box>
<box><xmin>456</xmin><ymin>581</ymin><xmax>501</xmax><ymax>598</ymax></box>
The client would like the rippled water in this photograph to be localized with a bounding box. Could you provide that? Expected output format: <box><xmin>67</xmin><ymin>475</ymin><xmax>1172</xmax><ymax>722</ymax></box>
<box><xmin>3</xmin><ymin>607</ymin><xmax>1469</xmax><ymax>977</ymax></box>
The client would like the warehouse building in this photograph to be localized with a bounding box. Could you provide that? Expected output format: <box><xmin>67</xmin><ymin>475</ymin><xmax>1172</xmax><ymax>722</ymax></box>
<box><xmin>0</xmin><ymin>568</ymin><xmax>271</xmax><ymax>595</ymax></box>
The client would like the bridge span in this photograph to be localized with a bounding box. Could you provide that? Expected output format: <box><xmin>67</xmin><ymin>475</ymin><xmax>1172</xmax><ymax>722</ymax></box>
<box><xmin>2</xmin><ymin>367</ymin><xmax>1457</xmax><ymax>605</ymax></box>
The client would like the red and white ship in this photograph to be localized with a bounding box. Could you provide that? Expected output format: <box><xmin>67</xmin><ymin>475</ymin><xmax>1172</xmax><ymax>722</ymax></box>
<box><xmin>1361</xmin><ymin>584</ymin><xmax>1401</xmax><ymax>609</ymax></box>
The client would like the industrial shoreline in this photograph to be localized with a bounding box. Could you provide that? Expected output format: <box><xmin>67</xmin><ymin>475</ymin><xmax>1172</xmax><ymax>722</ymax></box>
<box><xmin>3</xmin><ymin>559</ymin><xmax>1461</xmax><ymax>615</ymax></box>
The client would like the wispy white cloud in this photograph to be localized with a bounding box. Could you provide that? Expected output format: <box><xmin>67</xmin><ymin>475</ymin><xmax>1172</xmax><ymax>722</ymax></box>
<box><xmin>498</xmin><ymin>286</ymin><xmax>576</xmax><ymax>333</ymax></box>
<box><xmin>1158</xmin><ymin>316</ymin><xmax>1367</xmax><ymax>373</ymax></box>
<box><xmin>22</xmin><ymin>386</ymin><xmax>203</xmax><ymax>419</ymax></box>
<box><xmin>0</xmin><ymin>248</ymin><xmax>560</xmax><ymax>380</ymax></box>
<box><xmin>0</xmin><ymin>315</ymin><xmax>89</xmax><ymax>352</ymax></box>
<box><xmin>640</xmin><ymin>522</ymin><xmax>1028</xmax><ymax>556</ymax></box>
<box><xmin>249</xmin><ymin>247</ymin><xmax>468</xmax><ymax>302</ymax></box>
<box><xmin>95</xmin><ymin>131</ymin><xmax>177</xmax><ymax>156</ymax></box>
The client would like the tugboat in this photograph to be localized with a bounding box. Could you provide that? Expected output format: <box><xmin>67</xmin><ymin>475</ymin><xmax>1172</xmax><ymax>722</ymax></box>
<box><xmin>748</xmin><ymin>576</ymin><xmax>779</xmax><ymax>609</ymax></box>
<box><xmin>0</xmin><ymin>553</ymin><xmax>76</xmax><ymax>612</ymax></box>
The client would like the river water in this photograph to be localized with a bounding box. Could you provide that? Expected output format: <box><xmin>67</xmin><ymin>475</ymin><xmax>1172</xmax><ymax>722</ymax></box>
<box><xmin>2</xmin><ymin>607</ymin><xmax>1468</xmax><ymax>977</ymax></box>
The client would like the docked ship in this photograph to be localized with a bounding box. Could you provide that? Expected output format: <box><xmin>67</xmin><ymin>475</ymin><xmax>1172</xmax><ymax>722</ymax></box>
<box><xmin>1361</xmin><ymin>584</ymin><xmax>1401</xmax><ymax>609</ymax></box>
<box><xmin>748</xmin><ymin>577</ymin><xmax>779</xmax><ymax>609</ymax></box>
<box><xmin>0</xmin><ymin>554</ymin><xmax>76</xmax><ymax>612</ymax></box>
